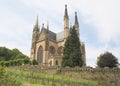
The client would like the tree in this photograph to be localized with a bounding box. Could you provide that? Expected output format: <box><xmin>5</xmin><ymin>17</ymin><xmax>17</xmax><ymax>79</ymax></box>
<box><xmin>14</xmin><ymin>54</ymin><xmax>28</xmax><ymax>60</ymax></box>
<box><xmin>0</xmin><ymin>47</ymin><xmax>30</xmax><ymax>66</ymax></box>
<box><xmin>11</xmin><ymin>48</ymin><xmax>23</xmax><ymax>60</ymax></box>
<box><xmin>62</xmin><ymin>36</ymin><xmax>70</xmax><ymax>67</ymax></box>
<box><xmin>0</xmin><ymin>47</ymin><xmax>12</xmax><ymax>61</ymax></box>
<box><xmin>62</xmin><ymin>26</ymin><xmax>83</xmax><ymax>67</ymax></box>
<box><xmin>0</xmin><ymin>47</ymin><xmax>29</xmax><ymax>61</ymax></box>
<box><xmin>97</xmin><ymin>52</ymin><xmax>118</xmax><ymax>68</ymax></box>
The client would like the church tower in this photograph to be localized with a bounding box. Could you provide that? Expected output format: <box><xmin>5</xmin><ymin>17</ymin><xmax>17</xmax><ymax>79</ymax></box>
<box><xmin>74</xmin><ymin>12</ymin><xmax>79</xmax><ymax>38</ymax></box>
<box><xmin>30</xmin><ymin>16</ymin><xmax>39</xmax><ymax>59</ymax></box>
<box><xmin>64</xmin><ymin>4</ymin><xmax>69</xmax><ymax>39</ymax></box>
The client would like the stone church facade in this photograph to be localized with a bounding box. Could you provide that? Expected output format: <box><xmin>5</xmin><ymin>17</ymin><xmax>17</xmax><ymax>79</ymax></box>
<box><xmin>30</xmin><ymin>5</ymin><xmax>86</xmax><ymax>67</ymax></box>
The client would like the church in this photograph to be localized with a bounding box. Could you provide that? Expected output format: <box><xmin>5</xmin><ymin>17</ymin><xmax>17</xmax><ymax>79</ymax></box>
<box><xmin>30</xmin><ymin>5</ymin><xmax>86</xmax><ymax>67</ymax></box>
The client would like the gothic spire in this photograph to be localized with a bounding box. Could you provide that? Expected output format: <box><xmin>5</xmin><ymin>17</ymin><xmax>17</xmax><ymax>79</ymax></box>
<box><xmin>64</xmin><ymin>4</ymin><xmax>69</xmax><ymax>39</ymax></box>
<box><xmin>74</xmin><ymin>12</ymin><xmax>80</xmax><ymax>39</ymax></box>
<box><xmin>33</xmin><ymin>16</ymin><xmax>39</xmax><ymax>32</ymax></box>
<box><xmin>64</xmin><ymin>4</ymin><xmax>69</xmax><ymax>19</ymax></box>
<box><xmin>74</xmin><ymin>12</ymin><xmax>78</xmax><ymax>25</ymax></box>
<box><xmin>35</xmin><ymin>16</ymin><xmax>39</xmax><ymax>26</ymax></box>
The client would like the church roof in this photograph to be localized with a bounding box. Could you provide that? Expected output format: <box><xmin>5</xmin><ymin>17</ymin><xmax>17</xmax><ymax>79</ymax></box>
<box><xmin>56</xmin><ymin>31</ymin><xmax>64</xmax><ymax>41</ymax></box>
<box><xmin>43</xmin><ymin>29</ymin><xmax>64</xmax><ymax>41</ymax></box>
<box><xmin>43</xmin><ymin>29</ymin><xmax>56</xmax><ymax>40</ymax></box>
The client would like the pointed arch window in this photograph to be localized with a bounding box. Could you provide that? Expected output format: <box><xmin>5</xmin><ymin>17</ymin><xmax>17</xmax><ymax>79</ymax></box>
<box><xmin>37</xmin><ymin>46</ymin><xmax>43</xmax><ymax>64</ymax></box>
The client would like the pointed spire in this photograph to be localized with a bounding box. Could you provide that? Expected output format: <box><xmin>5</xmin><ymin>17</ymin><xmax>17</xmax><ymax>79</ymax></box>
<box><xmin>33</xmin><ymin>16</ymin><xmax>39</xmax><ymax>31</ymax></box>
<box><xmin>35</xmin><ymin>15</ymin><xmax>39</xmax><ymax>26</ymax></box>
<box><xmin>75</xmin><ymin>12</ymin><xmax>78</xmax><ymax>25</ymax></box>
<box><xmin>74</xmin><ymin>12</ymin><xmax>80</xmax><ymax>38</ymax></box>
<box><xmin>64</xmin><ymin>4</ymin><xmax>68</xmax><ymax>19</ymax></box>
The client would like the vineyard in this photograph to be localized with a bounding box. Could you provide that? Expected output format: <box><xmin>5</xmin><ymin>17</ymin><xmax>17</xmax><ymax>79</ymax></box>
<box><xmin>4</xmin><ymin>67</ymin><xmax>97</xmax><ymax>86</ymax></box>
<box><xmin>0</xmin><ymin>65</ymin><xmax>120</xmax><ymax>86</ymax></box>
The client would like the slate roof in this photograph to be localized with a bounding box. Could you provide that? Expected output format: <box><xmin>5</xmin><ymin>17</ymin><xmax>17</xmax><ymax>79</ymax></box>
<box><xmin>43</xmin><ymin>29</ymin><xmax>64</xmax><ymax>41</ymax></box>
<box><xmin>43</xmin><ymin>29</ymin><xmax>56</xmax><ymax>40</ymax></box>
<box><xmin>56</xmin><ymin>31</ymin><xmax>64</xmax><ymax>41</ymax></box>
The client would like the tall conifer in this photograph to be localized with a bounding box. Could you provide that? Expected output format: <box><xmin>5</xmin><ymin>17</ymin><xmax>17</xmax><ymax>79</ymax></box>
<box><xmin>62</xmin><ymin>26</ymin><xmax>83</xmax><ymax>67</ymax></box>
<box><xmin>62</xmin><ymin>36</ymin><xmax>70</xmax><ymax>67</ymax></box>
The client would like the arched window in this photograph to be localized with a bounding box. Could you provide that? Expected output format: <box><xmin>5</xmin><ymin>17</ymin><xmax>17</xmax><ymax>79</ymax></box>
<box><xmin>37</xmin><ymin>46</ymin><xmax>43</xmax><ymax>64</ymax></box>
<box><xmin>49</xmin><ymin>46</ymin><xmax>55</xmax><ymax>54</ymax></box>
<box><xmin>56</xmin><ymin>60</ymin><xmax>58</xmax><ymax>65</ymax></box>
<box><xmin>57</xmin><ymin>46</ymin><xmax>63</xmax><ymax>55</ymax></box>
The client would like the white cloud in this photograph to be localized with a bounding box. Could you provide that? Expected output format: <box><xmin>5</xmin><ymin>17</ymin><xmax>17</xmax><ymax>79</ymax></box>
<box><xmin>76</xmin><ymin>0</ymin><xmax>120</xmax><ymax>43</ymax></box>
<box><xmin>0</xmin><ymin>5</ymin><xmax>32</xmax><ymax>55</ymax></box>
<box><xmin>21</xmin><ymin>0</ymin><xmax>120</xmax><ymax>42</ymax></box>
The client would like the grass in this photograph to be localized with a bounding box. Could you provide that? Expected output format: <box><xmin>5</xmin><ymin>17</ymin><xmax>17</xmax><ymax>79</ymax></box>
<box><xmin>5</xmin><ymin>67</ymin><xmax>98</xmax><ymax>86</ymax></box>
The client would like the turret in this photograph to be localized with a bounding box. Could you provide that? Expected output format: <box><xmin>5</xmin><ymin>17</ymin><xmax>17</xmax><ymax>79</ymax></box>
<box><xmin>32</xmin><ymin>16</ymin><xmax>39</xmax><ymax>44</ymax></box>
<box><xmin>64</xmin><ymin>4</ymin><xmax>69</xmax><ymax>39</ymax></box>
<box><xmin>30</xmin><ymin>16</ymin><xmax>40</xmax><ymax>59</ymax></box>
<box><xmin>74</xmin><ymin>12</ymin><xmax>79</xmax><ymax>38</ymax></box>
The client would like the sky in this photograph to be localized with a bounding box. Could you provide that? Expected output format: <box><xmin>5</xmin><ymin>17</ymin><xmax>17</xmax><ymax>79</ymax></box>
<box><xmin>0</xmin><ymin>0</ymin><xmax>120</xmax><ymax>67</ymax></box>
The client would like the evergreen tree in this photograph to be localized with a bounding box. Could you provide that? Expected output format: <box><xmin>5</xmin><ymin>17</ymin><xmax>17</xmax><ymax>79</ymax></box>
<box><xmin>62</xmin><ymin>36</ymin><xmax>70</xmax><ymax>67</ymax></box>
<box><xmin>62</xmin><ymin>26</ymin><xmax>83</xmax><ymax>67</ymax></box>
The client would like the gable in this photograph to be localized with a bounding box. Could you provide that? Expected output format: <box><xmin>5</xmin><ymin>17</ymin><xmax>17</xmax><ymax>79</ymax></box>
<box><xmin>38</xmin><ymin>28</ymin><xmax>46</xmax><ymax>41</ymax></box>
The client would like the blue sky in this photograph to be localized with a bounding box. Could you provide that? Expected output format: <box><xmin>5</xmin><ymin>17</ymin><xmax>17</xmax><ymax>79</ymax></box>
<box><xmin>0</xmin><ymin>0</ymin><xmax>120</xmax><ymax>67</ymax></box>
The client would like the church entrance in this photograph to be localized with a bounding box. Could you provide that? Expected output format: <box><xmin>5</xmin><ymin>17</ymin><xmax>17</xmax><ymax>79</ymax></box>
<box><xmin>37</xmin><ymin>46</ymin><xmax>43</xmax><ymax>64</ymax></box>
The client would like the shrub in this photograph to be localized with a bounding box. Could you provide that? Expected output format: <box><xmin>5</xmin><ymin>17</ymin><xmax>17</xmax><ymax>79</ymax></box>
<box><xmin>32</xmin><ymin>59</ymin><xmax>38</xmax><ymax>65</ymax></box>
<box><xmin>23</xmin><ymin>58</ymin><xmax>31</xmax><ymax>64</ymax></box>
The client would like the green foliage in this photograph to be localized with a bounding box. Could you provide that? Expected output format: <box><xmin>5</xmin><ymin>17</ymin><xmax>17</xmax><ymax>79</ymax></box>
<box><xmin>14</xmin><ymin>53</ymin><xmax>28</xmax><ymax>60</ymax></box>
<box><xmin>0</xmin><ymin>47</ymin><xmax>29</xmax><ymax>61</ymax></box>
<box><xmin>5</xmin><ymin>68</ymin><xmax>97</xmax><ymax>86</ymax></box>
<box><xmin>0</xmin><ymin>58</ymin><xmax>32</xmax><ymax>67</ymax></box>
<box><xmin>11</xmin><ymin>48</ymin><xmax>22</xmax><ymax>59</ymax></box>
<box><xmin>0</xmin><ymin>66</ymin><xmax>5</xmax><ymax>78</ymax></box>
<box><xmin>0</xmin><ymin>47</ymin><xmax>12</xmax><ymax>61</ymax></box>
<box><xmin>62</xmin><ymin>36</ymin><xmax>70</xmax><ymax>67</ymax></box>
<box><xmin>0</xmin><ymin>46</ymin><xmax>31</xmax><ymax>66</ymax></box>
<box><xmin>0</xmin><ymin>66</ymin><xmax>22</xmax><ymax>86</ymax></box>
<box><xmin>4</xmin><ymin>61</ymin><xmax>10</xmax><ymax>67</ymax></box>
<box><xmin>62</xmin><ymin>26</ymin><xmax>83</xmax><ymax>67</ymax></box>
<box><xmin>23</xmin><ymin>58</ymin><xmax>31</xmax><ymax>64</ymax></box>
<box><xmin>97</xmin><ymin>52</ymin><xmax>118</xmax><ymax>68</ymax></box>
<box><xmin>31</xmin><ymin>59</ymin><xmax>38</xmax><ymax>65</ymax></box>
